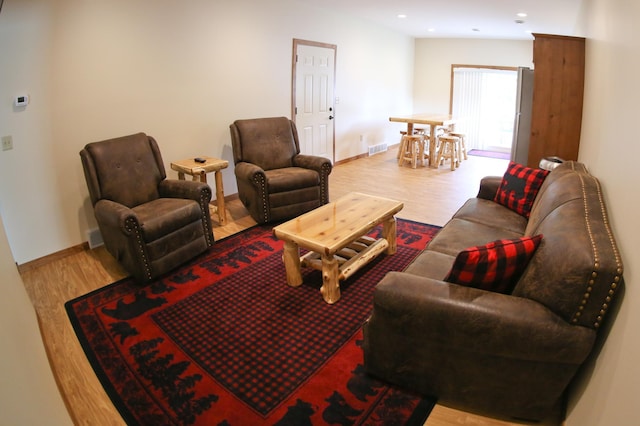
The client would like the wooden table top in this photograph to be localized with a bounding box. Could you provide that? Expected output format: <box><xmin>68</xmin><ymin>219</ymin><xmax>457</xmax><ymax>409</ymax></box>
<box><xmin>170</xmin><ymin>156</ymin><xmax>229</xmax><ymax>174</ymax></box>
<box><xmin>389</xmin><ymin>113</ymin><xmax>456</xmax><ymax>126</ymax></box>
<box><xmin>273</xmin><ymin>192</ymin><xmax>404</xmax><ymax>255</ymax></box>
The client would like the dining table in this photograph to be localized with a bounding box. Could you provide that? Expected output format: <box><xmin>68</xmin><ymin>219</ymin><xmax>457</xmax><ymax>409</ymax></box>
<box><xmin>389</xmin><ymin>113</ymin><xmax>457</xmax><ymax>168</ymax></box>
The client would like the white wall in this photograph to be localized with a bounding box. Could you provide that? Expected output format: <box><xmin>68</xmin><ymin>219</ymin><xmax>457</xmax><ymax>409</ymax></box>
<box><xmin>397</xmin><ymin>38</ymin><xmax>533</xmax><ymax>139</ymax></box>
<box><xmin>412</xmin><ymin>38</ymin><xmax>533</xmax><ymax>113</ymax></box>
<box><xmin>566</xmin><ymin>0</ymin><xmax>640</xmax><ymax>424</ymax></box>
<box><xmin>0</xmin><ymin>0</ymin><xmax>414</xmax><ymax>264</ymax></box>
<box><xmin>0</xmin><ymin>214</ymin><xmax>72</xmax><ymax>424</ymax></box>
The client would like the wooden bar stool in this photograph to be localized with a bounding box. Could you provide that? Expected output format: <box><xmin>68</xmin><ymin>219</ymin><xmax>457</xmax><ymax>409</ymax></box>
<box><xmin>418</xmin><ymin>137</ymin><xmax>430</xmax><ymax>167</ymax></box>
<box><xmin>398</xmin><ymin>134</ymin><xmax>424</xmax><ymax>168</ymax></box>
<box><xmin>449</xmin><ymin>132</ymin><xmax>467</xmax><ymax>160</ymax></box>
<box><xmin>413</xmin><ymin>128</ymin><xmax>430</xmax><ymax>166</ymax></box>
<box><xmin>436</xmin><ymin>134</ymin><xmax>460</xmax><ymax>170</ymax></box>
<box><xmin>396</xmin><ymin>130</ymin><xmax>408</xmax><ymax>160</ymax></box>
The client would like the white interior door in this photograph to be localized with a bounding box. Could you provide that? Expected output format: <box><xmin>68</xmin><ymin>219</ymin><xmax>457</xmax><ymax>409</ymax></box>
<box><xmin>293</xmin><ymin>40</ymin><xmax>336</xmax><ymax>162</ymax></box>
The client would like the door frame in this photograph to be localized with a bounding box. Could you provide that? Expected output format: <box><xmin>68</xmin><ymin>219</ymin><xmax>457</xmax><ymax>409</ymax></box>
<box><xmin>291</xmin><ymin>38</ymin><xmax>337</xmax><ymax>162</ymax></box>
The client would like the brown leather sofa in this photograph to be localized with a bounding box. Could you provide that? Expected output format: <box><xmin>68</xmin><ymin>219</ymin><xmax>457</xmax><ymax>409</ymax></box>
<box><xmin>80</xmin><ymin>133</ymin><xmax>214</xmax><ymax>283</ymax></box>
<box><xmin>363</xmin><ymin>161</ymin><xmax>624</xmax><ymax>421</ymax></box>
<box><xmin>229</xmin><ymin>117</ymin><xmax>332</xmax><ymax>223</ymax></box>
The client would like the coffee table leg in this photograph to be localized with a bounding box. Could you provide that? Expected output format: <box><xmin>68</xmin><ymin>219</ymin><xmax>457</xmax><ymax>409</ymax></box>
<box><xmin>321</xmin><ymin>254</ymin><xmax>341</xmax><ymax>304</ymax></box>
<box><xmin>383</xmin><ymin>216</ymin><xmax>397</xmax><ymax>255</ymax></box>
<box><xmin>282</xmin><ymin>241</ymin><xmax>303</xmax><ymax>287</ymax></box>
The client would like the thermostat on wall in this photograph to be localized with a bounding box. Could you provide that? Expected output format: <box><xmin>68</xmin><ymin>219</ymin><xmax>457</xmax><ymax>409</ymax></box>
<box><xmin>14</xmin><ymin>94</ymin><xmax>29</xmax><ymax>107</ymax></box>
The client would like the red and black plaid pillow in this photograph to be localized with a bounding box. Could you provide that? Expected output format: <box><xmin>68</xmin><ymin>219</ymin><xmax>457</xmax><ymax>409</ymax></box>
<box><xmin>494</xmin><ymin>161</ymin><xmax>549</xmax><ymax>218</ymax></box>
<box><xmin>444</xmin><ymin>234</ymin><xmax>543</xmax><ymax>294</ymax></box>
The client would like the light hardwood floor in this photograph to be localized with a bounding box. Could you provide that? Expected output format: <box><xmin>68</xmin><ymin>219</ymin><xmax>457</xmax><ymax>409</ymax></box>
<box><xmin>20</xmin><ymin>149</ymin><xmax>557</xmax><ymax>426</ymax></box>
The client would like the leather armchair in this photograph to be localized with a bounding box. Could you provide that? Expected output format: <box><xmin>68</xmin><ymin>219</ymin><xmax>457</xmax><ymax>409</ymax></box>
<box><xmin>80</xmin><ymin>132</ymin><xmax>214</xmax><ymax>283</ymax></box>
<box><xmin>229</xmin><ymin>117</ymin><xmax>332</xmax><ymax>223</ymax></box>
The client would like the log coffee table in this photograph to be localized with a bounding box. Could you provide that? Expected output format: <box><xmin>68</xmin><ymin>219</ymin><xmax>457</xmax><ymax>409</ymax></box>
<box><xmin>273</xmin><ymin>192</ymin><xmax>404</xmax><ymax>304</ymax></box>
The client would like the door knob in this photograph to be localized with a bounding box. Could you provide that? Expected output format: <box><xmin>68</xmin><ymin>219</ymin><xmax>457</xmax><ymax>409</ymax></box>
<box><xmin>329</xmin><ymin>115</ymin><xmax>334</xmax><ymax>120</ymax></box>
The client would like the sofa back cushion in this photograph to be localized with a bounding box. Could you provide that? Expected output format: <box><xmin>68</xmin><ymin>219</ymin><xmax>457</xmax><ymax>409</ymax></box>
<box><xmin>514</xmin><ymin>162</ymin><xmax>623</xmax><ymax>329</ymax></box>
<box><xmin>231</xmin><ymin>117</ymin><xmax>299</xmax><ymax>171</ymax></box>
<box><xmin>83</xmin><ymin>133</ymin><xmax>164</xmax><ymax>208</ymax></box>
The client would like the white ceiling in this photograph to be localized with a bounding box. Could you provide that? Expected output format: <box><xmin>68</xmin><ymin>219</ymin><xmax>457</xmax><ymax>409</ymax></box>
<box><xmin>311</xmin><ymin>0</ymin><xmax>586</xmax><ymax>40</ymax></box>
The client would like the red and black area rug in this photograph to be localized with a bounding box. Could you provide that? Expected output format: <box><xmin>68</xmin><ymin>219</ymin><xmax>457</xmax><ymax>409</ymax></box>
<box><xmin>66</xmin><ymin>219</ymin><xmax>440</xmax><ymax>425</ymax></box>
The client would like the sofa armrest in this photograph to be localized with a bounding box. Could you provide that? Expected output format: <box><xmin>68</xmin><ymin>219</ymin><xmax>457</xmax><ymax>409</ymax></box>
<box><xmin>159</xmin><ymin>179</ymin><xmax>212</xmax><ymax>204</ymax></box>
<box><xmin>368</xmin><ymin>271</ymin><xmax>594</xmax><ymax>363</ymax></box>
<box><xmin>476</xmin><ymin>176</ymin><xmax>502</xmax><ymax>200</ymax></box>
<box><xmin>94</xmin><ymin>199</ymin><xmax>138</xmax><ymax>236</ymax></box>
<box><xmin>293</xmin><ymin>154</ymin><xmax>332</xmax><ymax>204</ymax></box>
<box><xmin>293</xmin><ymin>154</ymin><xmax>332</xmax><ymax>174</ymax></box>
<box><xmin>234</xmin><ymin>161</ymin><xmax>266</xmax><ymax>183</ymax></box>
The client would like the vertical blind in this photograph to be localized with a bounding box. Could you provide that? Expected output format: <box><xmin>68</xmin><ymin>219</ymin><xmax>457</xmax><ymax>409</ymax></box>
<box><xmin>451</xmin><ymin>67</ymin><xmax>517</xmax><ymax>152</ymax></box>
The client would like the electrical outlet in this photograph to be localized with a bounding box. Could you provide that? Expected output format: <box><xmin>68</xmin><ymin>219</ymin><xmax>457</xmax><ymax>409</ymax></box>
<box><xmin>1</xmin><ymin>135</ymin><xmax>13</xmax><ymax>151</ymax></box>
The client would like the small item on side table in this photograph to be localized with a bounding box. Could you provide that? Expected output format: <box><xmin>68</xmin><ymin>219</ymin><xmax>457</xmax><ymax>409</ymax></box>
<box><xmin>170</xmin><ymin>156</ymin><xmax>229</xmax><ymax>225</ymax></box>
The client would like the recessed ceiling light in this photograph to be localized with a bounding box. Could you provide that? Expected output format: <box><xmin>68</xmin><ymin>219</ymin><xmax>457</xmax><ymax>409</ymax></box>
<box><xmin>397</xmin><ymin>14</ymin><xmax>407</xmax><ymax>19</ymax></box>
<box><xmin>517</xmin><ymin>12</ymin><xmax>528</xmax><ymax>18</ymax></box>
<box><xmin>515</xmin><ymin>19</ymin><xmax>525</xmax><ymax>24</ymax></box>
<box><xmin>427</xmin><ymin>28</ymin><xmax>435</xmax><ymax>32</ymax></box>
<box><xmin>472</xmin><ymin>28</ymin><xmax>480</xmax><ymax>32</ymax></box>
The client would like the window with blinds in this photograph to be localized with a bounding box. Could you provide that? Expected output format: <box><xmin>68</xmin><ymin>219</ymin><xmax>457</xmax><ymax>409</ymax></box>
<box><xmin>450</xmin><ymin>66</ymin><xmax>517</xmax><ymax>152</ymax></box>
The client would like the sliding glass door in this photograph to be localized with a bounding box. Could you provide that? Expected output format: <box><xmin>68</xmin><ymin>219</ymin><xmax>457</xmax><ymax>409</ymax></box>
<box><xmin>451</xmin><ymin>66</ymin><xmax>517</xmax><ymax>153</ymax></box>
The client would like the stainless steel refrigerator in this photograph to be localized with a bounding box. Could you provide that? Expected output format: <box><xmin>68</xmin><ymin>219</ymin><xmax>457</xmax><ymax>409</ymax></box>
<box><xmin>511</xmin><ymin>67</ymin><xmax>534</xmax><ymax>165</ymax></box>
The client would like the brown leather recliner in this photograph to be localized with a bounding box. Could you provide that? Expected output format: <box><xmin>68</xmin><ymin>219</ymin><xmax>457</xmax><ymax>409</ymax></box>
<box><xmin>229</xmin><ymin>117</ymin><xmax>332</xmax><ymax>223</ymax></box>
<box><xmin>80</xmin><ymin>132</ymin><xmax>214</xmax><ymax>283</ymax></box>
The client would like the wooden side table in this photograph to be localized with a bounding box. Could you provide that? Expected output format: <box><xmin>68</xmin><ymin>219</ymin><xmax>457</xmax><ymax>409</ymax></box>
<box><xmin>170</xmin><ymin>156</ymin><xmax>229</xmax><ymax>225</ymax></box>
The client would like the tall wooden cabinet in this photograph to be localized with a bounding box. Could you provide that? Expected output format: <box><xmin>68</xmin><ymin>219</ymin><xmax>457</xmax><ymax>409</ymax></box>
<box><xmin>527</xmin><ymin>33</ymin><xmax>585</xmax><ymax>169</ymax></box>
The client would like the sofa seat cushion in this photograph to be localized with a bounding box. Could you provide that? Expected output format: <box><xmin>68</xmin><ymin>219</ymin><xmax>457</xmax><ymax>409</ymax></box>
<box><xmin>426</xmin><ymin>218</ymin><xmax>525</xmax><ymax>258</ymax></box>
<box><xmin>265</xmin><ymin>167</ymin><xmax>320</xmax><ymax>193</ymax></box>
<box><xmin>453</xmin><ymin>198</ymin><xmax>528</xmax><ymax>235</ymax></box>
<box><xmin>133</xmin><ymin>198</ymin><xmax>203</xmax><ymax>242</ymax></box>
<box><xmin>404</xmin><ymin>250</ymin><xmax>456</xmax><ymax>280</ymax></box>
<box><xmin>444</xmin><ymin>235</ymin><xmax>543</xmax><ymax>294</ymax></box>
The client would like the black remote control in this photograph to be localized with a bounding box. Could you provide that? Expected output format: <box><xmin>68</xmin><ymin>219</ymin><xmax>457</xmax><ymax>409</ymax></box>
<box><xmin>194</xmin><ymin>157</ymin><xmax>206</xmax><ymax>163</ymax></box>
